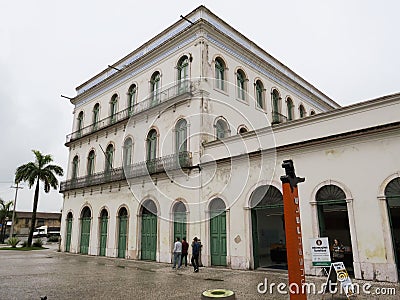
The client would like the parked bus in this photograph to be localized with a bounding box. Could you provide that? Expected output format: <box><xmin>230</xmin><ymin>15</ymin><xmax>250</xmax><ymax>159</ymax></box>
<box><xmin>33</xmin><ymin>225</ymin><xmax>60</xmax><ymax>238</ymax></box>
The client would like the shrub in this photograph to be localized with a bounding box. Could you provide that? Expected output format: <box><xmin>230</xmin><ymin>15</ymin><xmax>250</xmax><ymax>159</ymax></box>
<box><xmin>7</xmin><ymin>237</ymin><xmax>20</xmax><ymax>248</ymax></box>
<box><xmin>47</xmin><ymin>236</ymin><xmax>60</xmax><ymax>243</ymax></box>
<box><xmin>22</xmin><ymin>241</ymin><xmax>28</xmax><ymax>247</ymax></box>
<box><xmin>33</xmin><ymin>238</ymin><xmax>43</xmax><ymax>247</ymax></box>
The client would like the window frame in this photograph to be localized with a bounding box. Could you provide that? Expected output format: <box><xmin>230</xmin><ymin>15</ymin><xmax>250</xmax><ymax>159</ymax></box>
<box><xmin>110</xmin><ymin>94</ymin><xmax>118</xmax><ymax>123</ymax></box>
<box><xmin>215</xmin><ymin>57</ymin><xmax>226</xmax><ymax>91</ymax></box>
<box><xmin>87</xmin><ymin>150</ymin><xmax>95</xmax><ymax>176</ymax></box>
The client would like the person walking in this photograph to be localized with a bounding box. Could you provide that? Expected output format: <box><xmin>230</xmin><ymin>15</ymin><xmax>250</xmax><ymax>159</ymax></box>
<box><xmin>191</xmin><ymin>237</ymin><xmax>200</xmax><ymax>272</ymax></box>
<box><xmin>172</xmin><ymin>237</ymin><xmax>182</xmax><ymax>269</ymax></box>
<box><xmin>181</xmin><ymin>237</ymin><xmax>189</xmax><ymax>267</ymax></box>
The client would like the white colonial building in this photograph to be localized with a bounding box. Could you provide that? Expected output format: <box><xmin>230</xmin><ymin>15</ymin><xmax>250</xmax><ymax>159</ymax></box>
<box><xmin>60</xmin><ymin>6</ymin><xmax>400</xmax><ymax>282</ymax></box>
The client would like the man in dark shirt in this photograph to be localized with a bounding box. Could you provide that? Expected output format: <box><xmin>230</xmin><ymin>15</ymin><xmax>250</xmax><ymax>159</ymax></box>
<box><xmin>191</xmin><ymin>237</ymin><xmax>200</xmax><ymax>272</ymax></box>
<box><xmin>181</xmin><ymin>237</ymin><xmax>189</xmax><ymax>267</ymax></box>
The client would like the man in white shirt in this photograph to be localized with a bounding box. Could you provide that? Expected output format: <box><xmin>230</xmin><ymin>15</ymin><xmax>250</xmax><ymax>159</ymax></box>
<box><xmin>172</xmin><ymin>237</ymin><xmax>182</xmax><ymax>269</ymax></box>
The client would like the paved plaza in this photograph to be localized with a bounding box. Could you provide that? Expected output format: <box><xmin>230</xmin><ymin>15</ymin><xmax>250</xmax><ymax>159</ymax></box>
<box><xmin>0</xmin><ymin>245</ymin><xmax>399</xmax><ymax>299</ymax></box>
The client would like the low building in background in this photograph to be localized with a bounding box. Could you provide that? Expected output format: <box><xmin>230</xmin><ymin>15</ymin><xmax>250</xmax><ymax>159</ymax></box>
<box><xmin>14</xmin><ymin>211</ymin><xmax>61</xmax><ymax>237</ymax></box>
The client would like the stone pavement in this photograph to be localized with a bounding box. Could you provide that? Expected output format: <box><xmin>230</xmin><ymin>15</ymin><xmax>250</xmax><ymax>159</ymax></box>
<box><xmin>0</xmin><ymin>246</ymin><xmax>398</xmax><ymax>299</ymax></box>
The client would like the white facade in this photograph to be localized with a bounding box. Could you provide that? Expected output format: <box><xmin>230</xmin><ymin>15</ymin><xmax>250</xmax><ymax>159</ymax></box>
<box><xmin>60</xmin><ymin>6</ymin><xmax>400</xmax><ymax>282</ymax></box>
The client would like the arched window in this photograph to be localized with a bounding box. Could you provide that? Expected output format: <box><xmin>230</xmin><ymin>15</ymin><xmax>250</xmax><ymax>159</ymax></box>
<box><xmin>175</xmin><ymin>119</ymin><xmax>188</xmax><ymax>153</ymax></box>
<box><xmin>87</xmin><ymin>150</ymin><xmax>95</xmax><ymax>176</ymax></box>
<box><xmin>128</xmin><ymin>84</ymin><xmax>137</xmax><ymax>115</ymax></box>
<box><xmin>105</xmin><ymin>144</ymin><xmax>114</xmax><ymax>173</ymax></box>
<box><xmin>150</xmin><ymin>72</ymin><xmax>161</xmax><ymax>106</ymax></box>
<box><xmin>299</xmin><ymin>105</ymin><xmax>306</xmax><ymax>118</ymax></box>
<box><xmin>238</xmin><ymin>126</ymin><xmax>248</xmax><ymax>134</ymax></box>
<box><xmin>72</xmin><ymin>155</ymin><xmax>79</xmax><ymax>180</ymax></box>
<box><xmin>255</xmin><ymin>80</ymin><xmax>264</xmax><ymax>109</ymax></box>
<box><xmin>110</xmin><ymin>94</ymin><xmax>118</xmax><ymax>124</ymax></box>
<box><xmin>215</xmin><ymin>119</ymin><xmax>230</xmax><ymax>139</ymax></box>
<box><xmin>215</xmin><ymin>58</ymin><xmax>225</xmax><ymax>90</ymax></box>
<box><xmin>77</xmin><ymin>111</ymin><xmax>84</xmax><ymax>136</ymax></box>
<box><xmin>287</xmin><ymin>98</ymin><xmax>294</xmax><ymax>121</ymax></box>
<box><xmin>271</xmin><ymin>89</ymin><xmax>281</xmax><ymax>124</ymax></box>
<box><xmin>123</xmin><ymin>138</ymin><xmax>133</xmax><ymax>167</ymax></box>
<box><xmin>147</xmin><ymin>129</ymin><xmax>157</xmax><ymax>161</ymax></box>
<box><xmin>236</xmin><ymin>69</ymin><xmax>246</xmax><ymax>100</ymax></box>
<box><xmin>92</xmin><ymin>103</ymin><xmax>100</xmax><ymax>131</ymax></box>
<box><xmin>177</xmin><ymin>56</ymin><xmax>189</xmax><ymax>92</ymax></box>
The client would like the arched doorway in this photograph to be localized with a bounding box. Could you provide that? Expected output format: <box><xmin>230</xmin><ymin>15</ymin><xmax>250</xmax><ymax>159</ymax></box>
<box><xmin>250</xmin><ymin>185</ymin><xmax>285</xmax><ymax>269</ymax></box>
<box><xmin>385</xmin><ymin>177</ymin><xmax>400</xmax><ymax>272</ymax></box>
<box><xmin>173</xmin><ymin>201</ymin><xmax>187</xmax><ymax>241</ymax></box>
<box><xmin>209</xmin><ymin>198</ymin><xmax>227</xmax><ymax>266</ymax></box>
<box><xmin>80</xmin><ymin>207</ymin><xmax>91</xmax><ymax>255</ymax></box>
<box><xmin>316</xmin><ymin>185</ymin><xmax>353</xmax><ymax>270</ymax></box>
<box><xmin>118</xmin><ymin>207</ymin><xmax>128</xmax><ymax>258</ymax></box>
<box><xmin>141</xmin><ymin>200</ymin><xmax>157</xmax><ymax>261</ymax></box>
<box><xmin>65</xmin><ymin>212</ymin><xmax>73</xmax><ymax>252</ymax></box>
<box><xmin>99</xmin><ymin>209</ymin><xmax>108</xmax><ymax>256</ymax></box>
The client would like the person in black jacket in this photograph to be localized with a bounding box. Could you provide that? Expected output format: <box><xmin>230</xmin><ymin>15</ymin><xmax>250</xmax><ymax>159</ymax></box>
<box><xmin>191</xmin><ymin>237</ymin><xmax>200</xmax><ymax>272</ymax></box>
<box><xmin>181</xmin><ymin>237</ymin><xmax>189</xmax><ymax>267</ymax></box>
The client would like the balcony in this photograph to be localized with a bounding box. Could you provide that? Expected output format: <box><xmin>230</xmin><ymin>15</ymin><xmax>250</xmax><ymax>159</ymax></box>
<box><xmin>60</xmin><ymin>151</ymin><xmax>192</xmax><ymax>192</ymax></box>
<box><xmin>271</xmin><ymin>111</ymin><xmax>288</xmax><ymax>125</ymax></box>
<box><xmin>66</xmin><ymin>81</ymin><xmax>192</xmax><ymax>144</ymax></box>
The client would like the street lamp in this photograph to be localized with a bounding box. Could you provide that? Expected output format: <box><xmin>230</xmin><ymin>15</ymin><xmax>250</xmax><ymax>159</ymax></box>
<box><xmin>10</xmin><ymin>183</ymin><xmax>23</xmax><ymax>238</ymax></box>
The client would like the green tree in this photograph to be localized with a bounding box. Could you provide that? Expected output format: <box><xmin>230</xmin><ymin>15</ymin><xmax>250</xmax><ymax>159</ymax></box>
<box><xmin>15</xmin><ymin>150</ymin><xmax>63</xmax><ymax>247</ymax></box>
<box><xmin>0</xmin><ymin>198</ymin><xmax>13</xmax><ymax>243</ymax></box>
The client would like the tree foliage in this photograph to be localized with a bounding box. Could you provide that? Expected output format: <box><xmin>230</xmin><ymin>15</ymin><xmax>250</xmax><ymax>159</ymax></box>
<box><xmin>0</xmin><ymin>198</ymin><xmax>13</xmax><ymax>243</ymax></box>
<box><xmin>15</xmin><ymin>150</ymin><xmax>63</xmax><ymax>247</ymax></box>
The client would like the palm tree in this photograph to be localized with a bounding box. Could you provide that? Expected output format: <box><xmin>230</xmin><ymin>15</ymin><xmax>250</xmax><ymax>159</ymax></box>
<box><xmin>0</xmin><ymin>198</ymin><xmax>13</xmax><ymax>243</ymax></box>
<box><xmin>15</xmin><ymin>150</ymin><xmax>64</xmax><ymax>247</ymax></box>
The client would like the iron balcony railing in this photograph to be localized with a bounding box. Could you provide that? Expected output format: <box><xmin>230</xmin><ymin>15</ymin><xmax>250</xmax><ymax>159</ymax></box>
<box><xmin>60</xmin><ymin>151</ymin><xmax>192</xmax><ymax>192</ymax></box>
<box><xmin>271</xmin><ymin>111</ymin><xmax>288</xmax><ymax>125</ymax></box>
<box><xmin>66</xmin><ymin>81</ymin><xmax>192</xmax><ymax>144</ymax></box>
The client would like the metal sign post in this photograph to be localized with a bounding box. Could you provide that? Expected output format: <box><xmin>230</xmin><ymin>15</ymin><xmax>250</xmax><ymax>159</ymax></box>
<box><xmin>281</xmin><ymin>160</ymin><xmax>306</xmax><ymax>300</ymax></box>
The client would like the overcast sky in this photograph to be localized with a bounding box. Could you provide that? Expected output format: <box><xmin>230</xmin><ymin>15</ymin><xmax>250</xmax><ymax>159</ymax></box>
<box><xmin>0</xmin><ymin>0</ymin><xmax>399</xmax><ymax>213</ymax></box>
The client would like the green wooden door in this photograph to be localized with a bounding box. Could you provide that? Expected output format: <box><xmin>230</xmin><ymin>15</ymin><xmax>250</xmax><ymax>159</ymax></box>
<box><xmin>174</xmin><ymin>212</ymin><xmax>187</xmax><ymax>240</ymax></box>
<box><xmin>210</xmin><ymin>211</ymin><xmax>227</xmax><ymax>266</ymax></box>
<box><xmin>141</xmin><ymin>213</ymin><xmax>157</xmax><ymax>260</ymax></box>
<box><xmin>99</xmin><ymin>217</ymin><xmax>108</xmax><ymax>256</ymax></box>
<box><xmin>251</xmin><ymin>209</ymin><xmax>259</xmax><ymax>269</ymax></box>
<box><xmin>80</xmin><ymin>218</ymin><xmax>91</xmax><ymax>254</ymax></box>
<box><xmin>118</xmin><ymin>216</ymin><xmax>128</xmax><ymax>258</ymax></box>
<box><xmin>65</xmin><ymin>218</ymin><xmax>72</xmax><ymax>252</ymax></box>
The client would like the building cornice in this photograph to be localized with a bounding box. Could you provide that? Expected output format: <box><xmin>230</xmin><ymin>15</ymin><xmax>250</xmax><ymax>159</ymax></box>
<box><xmin>71</xmin><ymin>6</ymin><xmax>339</xmax><ymax>110</ymax></box>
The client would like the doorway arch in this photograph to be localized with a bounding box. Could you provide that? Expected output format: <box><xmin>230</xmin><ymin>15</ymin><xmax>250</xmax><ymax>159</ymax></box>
<box><xmin>80</xmin><ymin>206</ymin><xmax>91</xmax><ymax>254</ymax></box>
<box><xmin>385</xmin><ymin>177</ymin><xmax>400</xmax><ymax>273</ymax></box>
<box><xmin>117</xmin><ymin>207</ymin><xmax>128</xmax><ymax>258</ymax></box>
<box><xmin>173</xmin><ymin>201</ymin><xmax>187</xmax><ymax>241</ymax></box>
<box><xmin>209</xmin><ymin>198</ymin><xmax>227</xmax><ymax>266</ymax></box>
<box><xmin>316</xmin><ymin>184</ymin><xmax>353</xmax><ymax>269</ymax></box>
<box><xmin>141</xmin><ymin>200</ymin><xmax>157</xmax><ymax>261</ymax></box>
<box><xmin>250</xmin><ymin>185</ymin><xmax>285</xmax><ymax>269</ymax></box>
<box><xmin>99</xmin><ymin>209</ymin><xmax>108</xmax><ymax>256</ymax></box>
<box><xmin>65</xmin><ymin>212</ymin><xmax>73</xmax><ymax>252</ymax></box>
